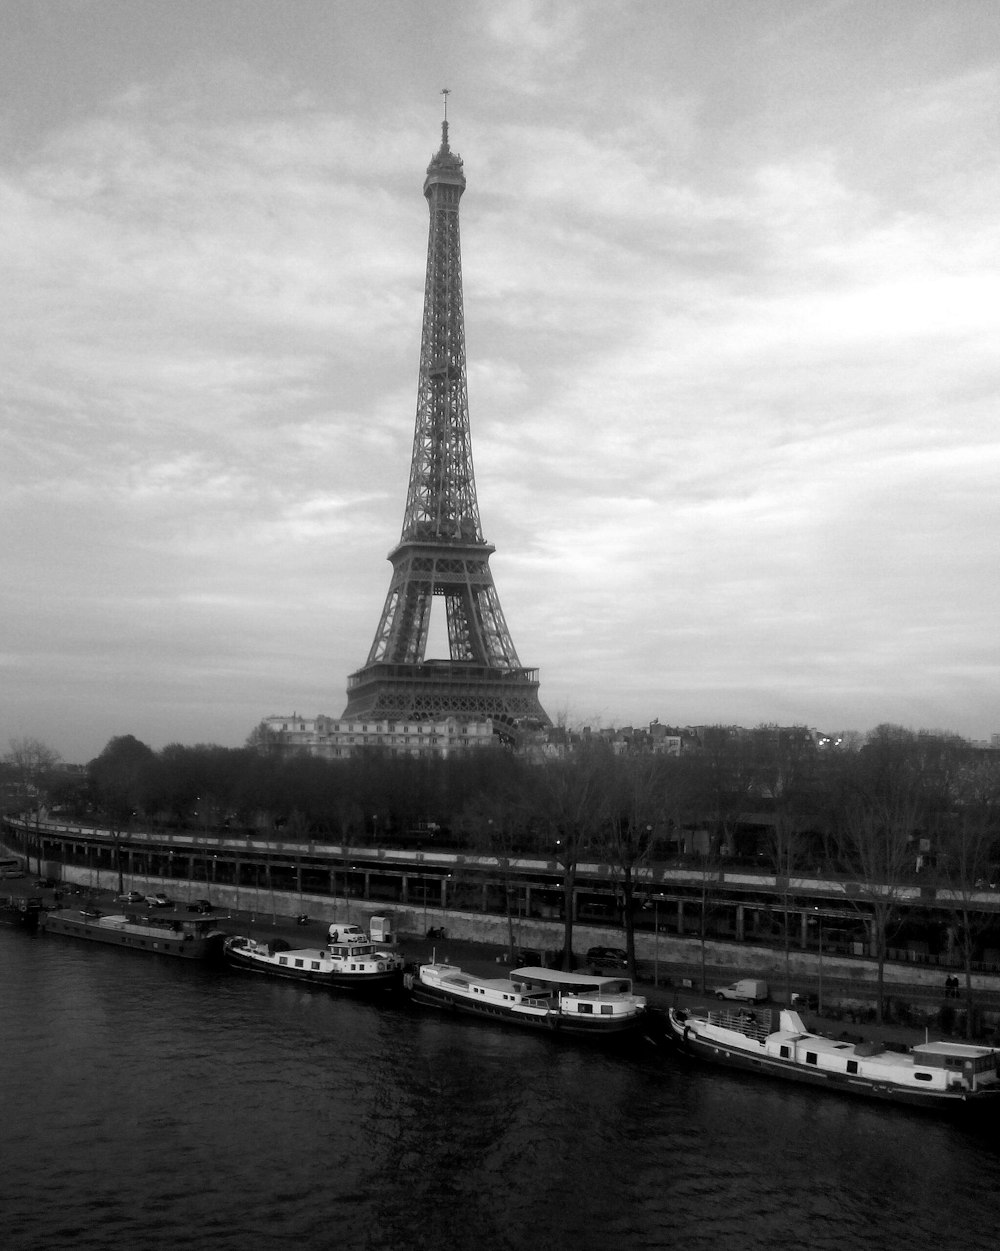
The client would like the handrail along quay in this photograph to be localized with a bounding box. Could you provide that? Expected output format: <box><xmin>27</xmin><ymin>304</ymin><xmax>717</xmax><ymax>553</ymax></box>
<box><xmin>5</xmin><ymin>816</ymin><xmax>1000</xmax><ymax>985</ymax></box>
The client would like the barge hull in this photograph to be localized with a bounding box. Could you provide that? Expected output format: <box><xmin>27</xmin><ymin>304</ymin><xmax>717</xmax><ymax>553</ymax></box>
<box><xmin>41</xmin><ymin>912</ymin><xmax>224</xmax><ymax>960</ymax></box>
<box><xmin>410</xmin><ymin>980</ymin><xmax>644</xmax><ymax>1037</ymax></box>
<box><xmin>226</xmin><ymin>949</ymin><xmax>402</xmax><ymax>991</ymax></box>
<box><xmin>671</xmin><ymin>1017</ymin><xmax>1000</xmax><ymax>1112</ymax></box>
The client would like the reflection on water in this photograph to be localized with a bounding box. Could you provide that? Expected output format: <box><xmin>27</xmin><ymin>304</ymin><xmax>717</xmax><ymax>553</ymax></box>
<box><xmin>2</xmin><ymin>931</ymin><xmax>998</xmax><ymax>1251</ymax></box>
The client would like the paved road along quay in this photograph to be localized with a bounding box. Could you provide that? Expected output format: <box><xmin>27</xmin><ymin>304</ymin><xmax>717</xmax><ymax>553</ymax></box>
<box><xmin>11</xmin><ymin>878</ymin><xmax>997</xmax><ymax>1048</ymax></box>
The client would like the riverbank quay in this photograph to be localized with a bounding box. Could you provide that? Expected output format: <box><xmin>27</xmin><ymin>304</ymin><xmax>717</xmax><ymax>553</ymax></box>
<box><xmin>7</xmin><ymin>873</ymin><xmax>998</xmax><ymax>1045</ymax></box>
<box><xmin>9</xmin><ymin>820</ymin><xmax>1000</xmax><ymax>999</ymax></box>
<box><xmin>207</xmin><ymin>909</ymin><xmax>998</xmax><ymax>1050</ymax></box>
<box><xmin>386</xmin><ymin>932</ymin><xmax>987</xmax><ymax>1050</ymax></box>
<box><xmin>9</xmin><ymin>813</ymin><xmax>1000</xmax><ymax>993</ymax></box>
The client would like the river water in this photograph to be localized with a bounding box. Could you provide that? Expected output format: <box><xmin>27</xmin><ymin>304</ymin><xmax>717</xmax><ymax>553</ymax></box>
<box><xmin>2</xmin><ymin>928</ymin><xmax>999</xmax><ymax>1251</ymax></box>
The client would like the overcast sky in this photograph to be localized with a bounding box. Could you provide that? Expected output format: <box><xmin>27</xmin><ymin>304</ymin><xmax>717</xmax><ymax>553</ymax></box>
<box><xmin>2</xmin><ymin>0</ymin><xmax>998</xmax><ymax>763</ymax></box>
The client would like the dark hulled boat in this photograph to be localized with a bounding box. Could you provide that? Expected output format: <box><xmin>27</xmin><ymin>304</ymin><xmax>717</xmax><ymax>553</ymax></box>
<box><xmin>223</xmin><ymin>934</ymin><xmax>405</xmax><ymax>992</ymax></box>
<box><xmin>1</xmin><ymin>894</ymin><xmax>43</xmax><ymax>932</ymax></box>
<box><xmin>406</xmin><ymin>962</ymin><xmax>649</xmax><ymax>1038</ymax></box>
<box><xmin>41</xmin><ymin>908</ymin><xmax>225</xmax><ymax>959</ymax></box>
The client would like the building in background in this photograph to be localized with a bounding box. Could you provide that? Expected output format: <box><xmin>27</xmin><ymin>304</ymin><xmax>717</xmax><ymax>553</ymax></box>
<box><xmin>263</xmin><ymin>713</ymin><xmax>495</xmax><ymax>760</ymax></box>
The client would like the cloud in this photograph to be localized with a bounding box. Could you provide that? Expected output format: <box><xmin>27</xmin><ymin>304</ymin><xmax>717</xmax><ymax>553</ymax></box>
<box><xmin>2</xmin><ymin>6</ymin><xmax>999</xmax><ymax>758</ymax></box>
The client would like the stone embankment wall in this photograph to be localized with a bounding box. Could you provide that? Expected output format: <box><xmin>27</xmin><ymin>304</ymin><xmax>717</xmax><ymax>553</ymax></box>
<box><xmin>414</xmin><ymin>909</ymin><xmax>1000</xmax><ymax>994</ymax></box>
<box><xmin>26</xmin><ymin>860</ymin><xmax>1000</xmax><ymax>998</ymax></box>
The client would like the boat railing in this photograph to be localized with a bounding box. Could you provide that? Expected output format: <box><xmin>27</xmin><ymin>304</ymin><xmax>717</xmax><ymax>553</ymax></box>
<box><xmin>708</xmin><ymin>1007</ymin><xmax>774</xmax><ymax>1043</ymax></box>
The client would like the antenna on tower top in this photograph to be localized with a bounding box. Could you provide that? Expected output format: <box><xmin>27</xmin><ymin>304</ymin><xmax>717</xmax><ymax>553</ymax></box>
<box><xmin>440</xmin><ymin>87</ymin><xmax>451</xmax><ymax>149</ymax></box>
<box><xmin>441</xmin><ymin>87</ymin><xmax>450</xmax><ymax>120</ymax></box>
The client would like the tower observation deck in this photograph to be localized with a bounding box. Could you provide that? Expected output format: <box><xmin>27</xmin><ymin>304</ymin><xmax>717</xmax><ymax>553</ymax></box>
<box><xmin>342</xmin><ymin>108</ymin><xmax>549</xmax><ymax>731</ymax></box>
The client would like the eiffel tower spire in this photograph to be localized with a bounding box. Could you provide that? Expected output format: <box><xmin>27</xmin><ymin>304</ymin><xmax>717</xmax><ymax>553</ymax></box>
<box><xmin>342</xmin><ymin>103</ymin><xmax>549</xmax><ymax>729</ymax></box>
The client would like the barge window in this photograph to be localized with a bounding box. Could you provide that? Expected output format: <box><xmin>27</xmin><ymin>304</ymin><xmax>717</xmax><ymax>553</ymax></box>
<box><xmin>847</xmin><ymin>1061</ymin><xmax>859</xmax><ymax>1074</ymax></box>
<box><xmin>601</xmin><ymin>1005</ymin><xmax>613</xmax><ymax>1015</ymax></box>
<box><xmin>915</xmin><ymin>1073</ymin><xmax>933</xmax><ymax>1081</ymax></box>
<box><xmin>780</xmin><ymin>1046</ymin><xmax>790</xmax><ymax>1059</ymax></box>
<box><xmin>806</xmin><ymin>1052</ymin><xmax>817</xmax><ymax>1065</ymax></box>
<box><xmin>578</xmin><ymin>1003</ymin><xmax>593</xmax><ymax>1014</ymax></box>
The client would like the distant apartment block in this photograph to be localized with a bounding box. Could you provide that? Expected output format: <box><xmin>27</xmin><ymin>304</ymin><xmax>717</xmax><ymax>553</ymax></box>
<box><xmin>264</xmin><ymin>713</ymin><xmax>495</xmax><ymax>759</ymax></box>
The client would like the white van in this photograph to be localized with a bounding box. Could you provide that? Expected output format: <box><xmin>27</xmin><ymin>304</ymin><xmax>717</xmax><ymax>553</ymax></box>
<box><xmin>327</xmin><ymin>923</ymin><xmax>366</xmax><ymax>944</ymax></box>
<box><xmin>369</xmin><ymin>915</ymin><xmax>395</xmax><ymax>944</ymax></box>
<box><xmin>713</xmin><ymin>978</ymin><xmax>769</xmax><ymax>1003</ymax></box>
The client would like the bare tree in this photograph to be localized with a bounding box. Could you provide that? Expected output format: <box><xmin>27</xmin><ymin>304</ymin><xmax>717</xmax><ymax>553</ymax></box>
<box><xmin>245</xmin><ymin>720</ymin><xmax>283</xmax><ymax>756</ymax></box>
<box><xmin>690</xmin><ymin>726</ymin><xmax>753</xmax><ymax>857</ymax></box>
<box><xmin>461</xmin><ymin>798</ymin><xmax>525</xmax><ymax>961</ymax></box>
<box><xmin>936</xmin><ymin>755</ymin><xmax>1000</xmax><ymax>1036</ymax></box>
<box><xmin>5</xmin><ymin>736</ymin><xmax>61</xmax><ymax>873</ymax></box>
<box><xmin>5</xmin><ymin>735</ymin><xmax>61</xmax><ymax>797</ymax></box>
<box><xmin>88</xmin><ymin>736</ymin><xmax>155</xmax><ymax>895</ymax></box>
<box><xmin>682</xmin><ymin>728</ymin><xmax>756</xmax><ymax>991</ymax></box>
<box><xmin>531</xmin><ymin>745</ymin><xmax>607</xmax><ymax>970</ymax></box>
<box><xmin>596</xmin><ymin>752</ymin><xmax>663</xmax><ymax>975</ymax></box>
<box><xmin>749</xmin><ymin>725</ymin><xmax>817</xmax><ymax>1003</ymax></box>
<box><xmin>834</xmin><ymin>725</ymin><xmax>924</xmax><ymax>1023</ymax></box>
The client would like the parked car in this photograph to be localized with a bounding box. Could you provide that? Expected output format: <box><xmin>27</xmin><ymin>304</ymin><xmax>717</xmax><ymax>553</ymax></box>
<box><xmin>586</xmin><ymin>946</ymin><xmax>629</xmax><ymax>971</ymax></box>
<box><xmin>515</xmin><ymin>948</ymin><xmax>545</xmax><ymax>967</ymax></box>
<box><xmin>117</xmin><ymin>891</ymin><xmax>145</xmax><ymax>904</ymax></box>
<box><xmin>187</xmin><ymin>898</ymin><xmax>213</xmax><ymax>913</ymax></box>
<box><xmin>79</xmin><ymin>906</ymin><xmax>102</xmax><ymax>919</ymax></box>
<box><xmin>145</xmin><ymin>893</ymin><xmax>171</xmax><ymax>908</ymax></box>
<box><xmin>34</xmin><ymin>877</ymin><xmax>57</xmax><ymax>889</ymax></box>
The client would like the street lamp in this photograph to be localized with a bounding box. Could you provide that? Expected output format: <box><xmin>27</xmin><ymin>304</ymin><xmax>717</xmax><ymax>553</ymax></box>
<box><xmin>654</xmin><ymin>896</ymin><xmax>659</xmax><ymax>986</ymax></box>
<box><xmin>817</xmin><ymin>911</ymin><xmax>824</xmax><ymax>1015</ymax></box>
<box><xmin>654</xmin><ymin>894</ymin><xmax>666</xmax><ymax>987</ymax></box>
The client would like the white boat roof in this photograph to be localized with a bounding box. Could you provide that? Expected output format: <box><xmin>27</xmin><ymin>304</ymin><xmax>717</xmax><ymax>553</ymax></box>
<box><xmin>512</xmin><ymin>966</ymin><xmax>627</xmax><ymax>987</ymax></box>
<box><xmin>913</xmin><ymin>1040</ymin><xmax>1000</xmax><ymax>1058</ymax></box>
<box><xmin>99</xmin><ymin>912</ymin><xmax>215</xmax><ymax>930</ymax></box>
<box><xmin>231</xmin><ymin>939</ymin><xmax>329</xmax><ymax>959</ymax></box>
<box><xmin>442</xmin><ymin>973</ymin><xmax>521</xmax><ymax>992</ymax></box>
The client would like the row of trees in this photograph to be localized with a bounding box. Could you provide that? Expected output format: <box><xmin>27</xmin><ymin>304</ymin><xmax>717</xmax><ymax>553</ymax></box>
<box><xmin>6</xmin><ymin>724</ymin><xmax>1000</xmax><ymax>1026</ymax></box>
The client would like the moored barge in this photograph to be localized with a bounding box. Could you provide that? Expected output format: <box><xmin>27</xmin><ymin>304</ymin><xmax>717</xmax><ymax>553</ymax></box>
<box><xmin>407</xmin><ymin>962</ymin><xmax>648</xmax><ymax>1038</ymax></box>
<box><xmin>41</xmin><ymin>908</ymin><xmax>226</xmax><ymax>959</ymax></box>
<box><xmin>224</xmin><ymin>934</ymin><xmax>405</xmax><ymax>991</ymax></box>
<box><xmin>1</xmin><ymin>894</ymin><xmax>44</xmax><ymax>932</ymax></box>
<box><xmin>668</xmin><ymin>1004</ymin><xmax>1000</xmax><ymax>1111</ymax></box>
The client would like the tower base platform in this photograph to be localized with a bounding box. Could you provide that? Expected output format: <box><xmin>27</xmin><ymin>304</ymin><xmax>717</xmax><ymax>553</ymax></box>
<box><xmin>343</xmin><ymin>660</ymin><xmax>550</xmax><ymax>728</ymax></box>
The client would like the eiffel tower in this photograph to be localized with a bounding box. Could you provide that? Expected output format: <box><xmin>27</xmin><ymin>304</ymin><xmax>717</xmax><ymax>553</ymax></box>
<box><xmin>343</xmin><ymin>102</ymin><xmax>549</xmax><ymax>731</ymax></box>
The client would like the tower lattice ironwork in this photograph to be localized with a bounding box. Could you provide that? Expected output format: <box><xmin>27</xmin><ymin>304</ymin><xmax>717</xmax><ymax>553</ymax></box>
<box><xmin>342</xmin><ymin>110</ymin><xmax>549</xmax><ymax>730</ymax></box>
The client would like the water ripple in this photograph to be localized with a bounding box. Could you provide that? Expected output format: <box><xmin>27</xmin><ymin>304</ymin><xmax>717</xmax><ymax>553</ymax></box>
<box><xmin>3</xmin><ymin>931</ymin><xmax>1000</xmax><ymax>1251</ymax></box>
